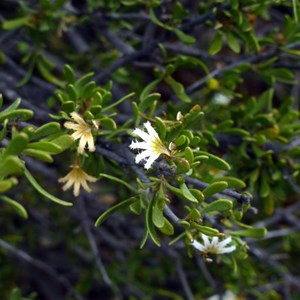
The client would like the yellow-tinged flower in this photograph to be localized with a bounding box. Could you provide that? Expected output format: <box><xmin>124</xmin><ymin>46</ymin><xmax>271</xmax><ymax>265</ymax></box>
<box><xmin>129</xmin><ymin>121</ymin><xmax>170</xmax><ymax>169</ymax></box>
<box><xmin>58</xmin><ymin>163</ymin><xmax>97</xmax><ymax>197</ymax></box>
<box><xmin>191</xmin><ymin>234</ymin><xmax>236</xmax><ymax>255</ymax></box>
<box><xmin>64</xmin><ymin>112</ymin><xmax>98</xmax><ymax>154</ymax></box>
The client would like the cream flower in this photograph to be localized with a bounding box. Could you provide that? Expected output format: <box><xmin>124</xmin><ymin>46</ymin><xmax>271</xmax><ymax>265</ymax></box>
<box><xmin>129</xmin><ymin>121</ymin><xmax>170</xmax><ymax>169</ymax></box>
<box><xmin>64</xmin><ymin>112</ymin><xmax>98</xmax><ymax>154</ymax></box>
<box><xmin>191</xmin><ymin>234</ymin><xmax>236</xmax><ymax>255</ymax></box>
<box><xmin>58</xmin><ymin>163</ymin><xmax>97</xmax><ymax>197</ymax></box>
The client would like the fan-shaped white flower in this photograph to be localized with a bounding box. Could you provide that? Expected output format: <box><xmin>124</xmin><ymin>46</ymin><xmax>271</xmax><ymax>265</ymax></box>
<box><xmin>58</xmin><ymin>162</ymin><xmax>97</xmax><ymax>197</ymax></box>
<box><xmin>129</xmin><ymin>121</ymin><xmax>170</xmax><ymax>169</ymax></box>
<box><xmin>64</xmin><ymin>112</ymin><xmax>99</xmax><ymax>154</ymax></box>
<box><xmin>192</xmin><ymin>234</ymin><xmax>236</xmax><ymax>254</ymax></box>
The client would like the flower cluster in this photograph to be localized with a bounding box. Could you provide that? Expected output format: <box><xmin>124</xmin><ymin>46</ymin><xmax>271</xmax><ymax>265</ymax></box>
<box><xmin>60</xmin><ymin>119</ymin><xmax>169</xmax><ymax>196</ymax></box>
<box><xmin>191</xmin><ymin>234</ymin><xmax>236</xmax><ymax>255</ymax></box>
<box><xmin>59</xmin><ymin>112</ymin><xmax>99</xmax><ymax>197</ymax></box>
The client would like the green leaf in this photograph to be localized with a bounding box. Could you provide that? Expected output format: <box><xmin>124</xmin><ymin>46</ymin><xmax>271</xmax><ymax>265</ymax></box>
<box><xmin>66</xmin><ymin>84</ymin><xmax>78</xmax><ymax>102</ymax></box>
<box><xmin>251</xmin><ymin>89</ymin><xmax>274</xmax><ymax>115</ymax></box>
<box><xmin>158</xmin><ymin>217</ymin><xmax>174</xmax><ymax>235</ymax></box>
<box><xmin>165</xmin><ymin>75</ymin><xmax>191</xmax><ymax>103</ymax></box>
<box><xmin>145</xmin><ymin>195</ymin><xmax>161</xmax><ymax>246</ymax></box>
<box><xmin>186</xmin><ymin>207</ymin><xmax>201</xmax><ymax>221</ymax></box>
<box><xmin>36</xmin><ymin>60</ymin><xmax>64</xmax><ymax>87</ymax></box>
<box><xmin>246</xmin><ymin>31</ymin><xmax>260</xmax><ymax>52</ymax></box>
<box><xmin>31</xmin><ymin>122</ymin><xmax>61</xmax><ymax>141</ymax></box>
<box><xmin>0</xmin><ymin>157</ymin><xmax>24</xmax><ymax>178</ymax></box>
<box><xmin>214</xmin><ymin>177</ymin><xmax>246</xmax><ymax>189</ymax></box>
<box><xmin>196</xmin><ymin>150</ymin><xmax>231</xmax><ymax>171</ymax></box>
<box><xmin>99</xmin><ymin>173</ymin><xmax>136</xmax><ymax>193</ymax></box>
<box><xmin>24</xmin><ymin>168</ymin><xmax>72</xmax><ymax>206</ymax></box>
<box><xmin>27</xmin><ymin>141</ymin><xmax>62</xmax><ymax>154</ymax></box>
<box><xmin>155</xmin><ymin>117</ymin><xmax>166</xmax><ymax>140</ymax></box>
<box><xmin>0</xmin><ymin>195</ymin><xmax>28</xmax><ymax>219</ymax></box>
<box><xmin>62</xmin><ymin>101</ymin><xmax>76</xmax><ymax>113</ymax></box>
<box><xmin>201</xmin><ymin>199</ymin><xmax>233</xmax><ymax>214</ymax></box>
<box><xmin>100</xmin><ymin>118</ymin><xmax>117</xmax><ymax>130</ymax></box>
<box><xmin>152</xmin><ymin>203</ymin><xmax>165</xmax><ymax>228</ymax></box>
<box><xmin>260</xmin><ymin>172</ymin><xmax>270</xmax><ymax>198</ymax></box>
<box><xmin>229</xmin><ymin>227</ymin><xmax>267</xmax><ymax>238</ymax></box>
<box><xmin>174</xmin><ymin>157</ymin><xmax>190</xmax><ymax>174</ymax></box>
<box><xmin>0</xmin><ymin>177</ymin><xmax>18</xmax><ymax>192</ymax></box>
<box><xmin>140</xmin><ymin>78</ymin><xmax>162</xmax><ymax>101</ymax></box>
<box><xmin>226</xmin><ymin>30</ymin><xmax>240</xmax><ymax>53</ymax></box>
<box><xmin>139</xmin><ymin>93</ymin><xmax>160</xmax><ymax>111</ymax></box>
<box><xmin>175</xmin><ymin>135</ymin><xmax>188</xmax><ymax>147</ymax></box>
<box><xmin>2</xmin><ymin>16</ymin><xmax>31</xmax><ymax>30</ymax></box>
<box><xmin>264</xmin><ymin>194</ymin><xmax>274</xmax><ymax>215</ymax></box>
<box><xmin>0</xmin><ymin>109</ymin><xmax>34</xmax><ymax>122</ymax></box>
<box><xmin>190</xmin><ymin>189</ymin><xmax>205</xmax><ymax>202</ymax></box>
<box><xmin>102</xmin><ymin>92</ymin><xmax>135</xmax><ymax>112</ymax></box>
<box><xmin>193</xmin><ymin>224</ymin><xmax>220</xmax><ymax>236</ymax></box>
<box><xmin>209</xmin><ymin>31</ymin><xmax>223</xmax><ymax>55</ymax></box>
<box><xmin>95</xmin><ymin>197</ymin><xmax>136</xmax><ymax>226</ymax></box>
<box><xmin>203</xmin><ymin>181</ymin><xmax>228</xmax><ymax>198</ymax></box>
<box><xmin>217</xmin><ymin>128</ymin><xmax>250</xmax><ymax>136</ymax></box>
<box><xmin>1</xmin><ymin>133</ymin><xmax>28</xmax><ymax>161</ymax></box>
<box><xmin>80</xmin><ymin>81</ymin><xmax>96</xmax><ymax>98</ymax></box>
<box><xmin>50</xmin><ymin>134</ymin><xmax>74</xmax><ymax>151</ymax></box>
<box><xmin>149</xmin><ymin>8</ymin><xmax>173</xmax><ymax>30</ymax></box>
<box><xmin>89</xmin><ymin>105</ymin><xmax>102</xmax><ymax>115</ymax></box>
<box><xmin>174</xmin><ymin>28</ymin><xmax>196</xmax><ymax>45</ymax></box>
<box><xmin>0</xmin><ymin>98</ymin><xmax>21</xmax><ymax>113</ymax></box>
<box><xmin>184</xmin><ymin>147</ymin><xmax>194</xmax><ymax>163</ymax></box>
<box><xmin>64</xmin><ymin>64</ymin><xmax>76</xmax><ymax>83</ymax></box>
<box><xmin>179</xmin><ymin>183</ymin><xmax>199</xmax><ymax>203</ymax></box>
<box><xmin>129</xmin><ymin>200</ymin><xmax>142</xmax><ymax>215</ymax></box>
<box><xmin>167</xmin><ymin>182</ymin><xmax>198</xmax><ymax>203</ymax></box>
<box><xmin>293</xmin><ymin>0</ymin><xmax>299</xmax><ymax>22</ymax></box>
<box><xmin>267</xmin><ymin>68</ymin><xmax>295</xmax><ymax>84</ymax></box>
<box><xmin>23</xmin><ymin>149</ymin><xmax>53</xmax><ymax>163</ymax></box>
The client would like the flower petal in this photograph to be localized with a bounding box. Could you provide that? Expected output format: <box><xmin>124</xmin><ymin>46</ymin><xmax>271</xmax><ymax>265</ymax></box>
<box><xmin>144</xmin><ymin>153</ymin><xmax>160</xmax><ymax>169</ymax></box>
<box><xmin>132</xmin><ymin>128</ymin><xmax>150</xmax><ymax>142</ymax></box>
<box><xmin>217</xmin><ymin>236</ymin><xmax>232</xmax><ymax>248</ymax></box>
<box><xmin>217</xmin><ymin>245</ymin><xmax>236</xmax><ymax>254</ymax></box>
<box><xmin>129</xmin><ymin>141</ymin><xmax>149</xmax><ymax>150</ymax></box>
<box><xmin>71</xmin><ymin>112</ymin><xmax>86</xmax><ymax>126</ymax></box>
<box><xmin>144</xmin><ymin>121</ymin><xmax>159</xmax><ymax>140</ymax></box>
<box><xmin>191</xmin><ymin>240</ymin><xmax>205</xmax><ymax>252</ymax></box>
<box><xmin>135</xmin><ymin>149</ymin><xmax>153</xmax><ymax>163</ymax></box>
<box><xmin>201</xmin><ymin>234</ymin><xmax>210</xmax><ymax>247</ymax></box>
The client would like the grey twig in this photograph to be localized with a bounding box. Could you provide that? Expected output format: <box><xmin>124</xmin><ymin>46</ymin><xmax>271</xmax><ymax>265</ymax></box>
<box><xmin>195</xmin><ymin>255</ymin><xmax>217</xmax><ymax>290</ymax></box>
<box><xmin>77</xmin><ymin>196</ymin><xmax>117</xmax><ymax>291</ymax></box>
<box><xmin>175</xmin><ymin>255</ymin><xmax>194</xmax><ymax>300</ymax></box>
<box><xmin>0</xmin><ymin>238</ymin><xmax>84</xmax><ymax>300</ymax></box>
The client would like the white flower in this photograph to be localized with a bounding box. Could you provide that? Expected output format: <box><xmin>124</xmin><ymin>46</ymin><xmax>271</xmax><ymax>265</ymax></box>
<box><xmin>207</xmin><ymin>290</ymin><xmax>237</xmax><ymax>300</ymax></box>
<box><xmin>212</xmin><ymin>93</ymin><xmax>232</xmax><ymax>105</ymax></box>
<box><xmin>58</xmin><ymin>162</ymin><xmax>97</xmax><ymax>197</ymax></box>
<box><xmin>129</xmin><ymin>121</ymin><xmax>170</xmax><ymax>169</ymax></box>
<box><xmin>64</xmin><ymin>112</ymin><xmax>99</xmax><ymax>154</ymax></box>
<box><xmin>191</xmin><ymin>234</ymin><xmax>236</xmax><ymax>255</ymax></box>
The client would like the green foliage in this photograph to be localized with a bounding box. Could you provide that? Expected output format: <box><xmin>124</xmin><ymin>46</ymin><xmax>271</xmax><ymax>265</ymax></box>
<box><xmin>1</xmin><ymin>0</ymin><xmax>300</xmax><ymax>299</ymax></box>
